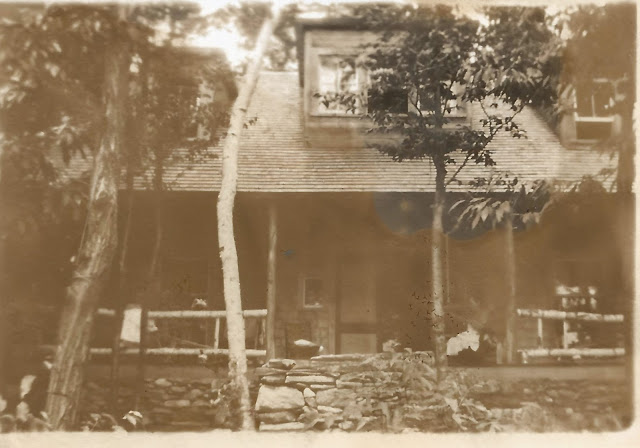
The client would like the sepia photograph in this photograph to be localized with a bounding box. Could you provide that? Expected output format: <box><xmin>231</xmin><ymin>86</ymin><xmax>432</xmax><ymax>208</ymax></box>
<box><xmin>0</xmin><ymin>0</ymin><xmax>636</xmax><ymax>444</ymax></box>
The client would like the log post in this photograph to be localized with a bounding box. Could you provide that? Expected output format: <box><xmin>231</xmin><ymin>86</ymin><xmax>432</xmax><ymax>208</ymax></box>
<box><xmin>265</xmin><ymin>202</ymin><xmax>278</xmax><ymax>360</ymax></box>
<box><xmin>504</xmin><ymin>212</ymin><xmax>517</xmax><ymax>364</ymax></box>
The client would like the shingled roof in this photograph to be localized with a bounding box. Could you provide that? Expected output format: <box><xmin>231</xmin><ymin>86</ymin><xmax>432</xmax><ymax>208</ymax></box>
<box><xmin>63</xmin><ymin>71</ymin><xmax>616</xmax><ymax>192</ymax></box>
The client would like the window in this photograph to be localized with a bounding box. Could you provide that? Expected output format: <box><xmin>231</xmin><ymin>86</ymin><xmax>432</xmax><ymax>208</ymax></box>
<box><xmin>416</xmin><ymin>85</ymin><xmax>466</xmax><ymax>117</ymax></box>
<box><xmin>315</xmin><ymin>55</ymin><xmax>363</xmax><ymax>115</ymax></box>
<box><xmin>302</xmin><ymin>277</ymin><xmax>325</xmax><ymax>309</ymax></box>
<box><xmin>175</xmin><ymin>83</ymin><xmax>215</xmax><ymax>139</ymax></box>
<box><xmin>574</xmin><ymin>79</ymin><xmax>615</xmax><ymax>140</ymax></box>
<box><xmin>368</xmin><ymin>87</ymin><xmax>408</xmax><ymax>115</ymax></box>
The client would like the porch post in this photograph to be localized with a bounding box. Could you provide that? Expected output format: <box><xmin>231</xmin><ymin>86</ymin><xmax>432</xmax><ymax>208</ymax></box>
<box><xmin>266</xmin><ymin>202</ymin><xmax>278</xmax><ymax>359</ymax></box>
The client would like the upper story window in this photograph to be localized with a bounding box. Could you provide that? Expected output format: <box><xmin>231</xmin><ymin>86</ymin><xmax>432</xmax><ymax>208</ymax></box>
<box><xmin>313</xmin><ymin>54</ymin><xmax>466</xmax><ymax>119</ymax></box>
<box><xmin>315</xmin><ymin>55</ymin><xmax>364</xmax><ymax>115</ymax></box>
<box><xmin>574</xmin><ymin>79</ymin><xmax>615</xmax><ymax>140</ymax></box>
<box><xmin>415</xmin><ymin>86</ymin><xmax>466</xmax><ymax>118</ymax></box>
<box><xmin>175</xmin><ymin>82</ymin><xmax>215</xmax><ymax>140</ymax></box>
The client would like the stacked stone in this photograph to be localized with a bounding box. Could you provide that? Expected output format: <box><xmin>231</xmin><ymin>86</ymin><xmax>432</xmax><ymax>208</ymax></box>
<box><xmin>254</xmin><ymin>352</ymin><xmax>435</xmax><ymax>432</ymax></box>
<box><xmin>81</xmin><ymin>377</ymin><xmax>229</xmax><ymax>431</ymax></box>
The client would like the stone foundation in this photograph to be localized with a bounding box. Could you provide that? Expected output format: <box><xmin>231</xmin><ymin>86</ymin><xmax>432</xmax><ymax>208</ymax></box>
<box><xmin>254</xmin><ymin>352</ymin><xmax>437</xmax><ymax>432</ymax></box>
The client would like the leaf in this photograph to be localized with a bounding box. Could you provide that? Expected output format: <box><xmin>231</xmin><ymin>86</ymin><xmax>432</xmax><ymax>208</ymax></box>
<box><xmin>450</xmin><ymin>199</ymin><xmax>467</xmax><ymax>212</ymax></box>
<box><xmin>480</xmin><ymin>206</ymin><xmax>490</xmax><ymax>222</ymax></box>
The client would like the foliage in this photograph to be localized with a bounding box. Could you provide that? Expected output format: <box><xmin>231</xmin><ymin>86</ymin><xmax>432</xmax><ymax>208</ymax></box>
<box><xmin>320</xmin><ymin>5</ymin><xmax>561</xmax><ymax>169</ymax></box>
<box><xmin>450</xmin><ymin>174</ymin><xmax>552</xmax><ymax>232</ymax></box>
<box><xmin>210</xmin><ymin>1</ymin><xmax>300</xmax><ymax>71</ymax></box>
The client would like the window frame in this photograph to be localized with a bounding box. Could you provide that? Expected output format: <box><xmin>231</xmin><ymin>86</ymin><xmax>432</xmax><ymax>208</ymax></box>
<box><xmin>311</xmin><ymin>52</ymin><xmax>367</xmax><ymax>117</ymax></box>
<box><xmin>573</xmin><ymin>78</ymin><xmax>615</xmax><ymax>141</ymax></box>
<box><xmin>414</xmin><ymin>83</ymin><xmax>467</xmax><ymax>118</ymax></box>
<box><xmin>301</xmin><ymin>276</ymin><xmax>326</xmax><ymax>310</ymax></box>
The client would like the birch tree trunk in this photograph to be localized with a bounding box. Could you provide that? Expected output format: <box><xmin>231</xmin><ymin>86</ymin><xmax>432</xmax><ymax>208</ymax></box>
<box><xmin>431</xmin><ymin>160</ymin><xmax>447</xmax><ymax>380</ymax></box>
<box><xmin>216</xmin><ymin>4</ymin><xmax>281</xmax><ymax>431</ymax></box>
<box><xmin>45</xmin><ymin>12</ymin><xmax>127</xmax><ymax>429</ymax></box>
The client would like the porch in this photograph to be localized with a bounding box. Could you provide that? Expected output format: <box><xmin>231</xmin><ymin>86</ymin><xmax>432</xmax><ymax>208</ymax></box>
<box><xmin>86</xmin><ymin>189</ymin><xmax>627</xmax><ymax>364</ymax></box>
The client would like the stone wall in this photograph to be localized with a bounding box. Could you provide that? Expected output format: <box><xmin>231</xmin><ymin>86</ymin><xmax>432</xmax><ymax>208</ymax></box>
<box><xmin>79</xmin><ymin>369</ymin><xmax>257</xmax><ymax>431</ymax></box>
<box><xmin>254</xmin><ymin>352</ymin><xmax>437</xmax><ymax>432</ymax></box>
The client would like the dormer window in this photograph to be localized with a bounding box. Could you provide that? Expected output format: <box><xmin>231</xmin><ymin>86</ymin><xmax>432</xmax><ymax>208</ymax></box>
<box><xmin>414</xmin><ymin>84</ymin><xmax>466</xmax><ymax>118</ymax></box>
<box><xmin>574</xmin><ymin>79</ymin><xmax>615</xmax><ymax>140</ymax></box>
<box><xmin>314</xmin><ymin>55</ymin><xmax>364</xmax><ymax>115</ymax></box>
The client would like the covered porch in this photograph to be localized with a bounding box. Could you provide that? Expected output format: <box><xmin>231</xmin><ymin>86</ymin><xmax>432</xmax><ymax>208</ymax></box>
<box><xmin>89</xmin><ymin>188</ymin><xmax>627</xmax><ymax>364</ymax></box>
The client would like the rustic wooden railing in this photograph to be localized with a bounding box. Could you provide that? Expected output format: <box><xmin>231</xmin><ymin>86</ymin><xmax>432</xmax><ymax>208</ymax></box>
<box><xmin>91</xmin><ymin>308</ymin><xmax>268</xmax><ymax>358</ymax></box>
<box><xmin>516</xmin><ymin>308</ymin><xmax>625</xmax><ymax>362</ymax></box>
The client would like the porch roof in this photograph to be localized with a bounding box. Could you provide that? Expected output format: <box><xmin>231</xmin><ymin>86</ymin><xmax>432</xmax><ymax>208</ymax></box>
<box><xmin>62</xmin><ymin>71</ymin><xmax>616</xmax><ymax>192</ymax></box>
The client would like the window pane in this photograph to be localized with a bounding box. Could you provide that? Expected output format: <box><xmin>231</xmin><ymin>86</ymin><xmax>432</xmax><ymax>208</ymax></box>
<box><xmin>304</xmin><ymin>278</ymin><xmax>324</xmax><ymax>307</ymax></box>
<box><xmin>592</xmin><ymin>83</ymin><xmax>614</xmax><ymax>117</ymax></box>
<box><xmin>576</xmin><ymin>82</ymin><xmax>614</xmax><ymax>117</ymax></box>
<box><xmin>319</xmin><ymin>56</ymin><xmax>357</xmax><ymax>94</ymax></box>
<box><xmin>368</xmin><ymin>88</ymin><xmax>408</xmax><ymax>114</ymax></box>
<box><xmin>576</xmin><ymin>121</ymin><xmax>612</xmax><ymax>140</ymax></box>
<box><xmin>418</xmin><ymin>90</ymin><xmax>459</xmax><ymax>114</ymax></box>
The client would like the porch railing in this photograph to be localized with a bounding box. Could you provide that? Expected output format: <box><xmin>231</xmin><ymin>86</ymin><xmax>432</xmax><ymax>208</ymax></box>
<box><xmin>91</xmin><ymin>308</ymin><xmax>268</xmax><ymax>358</ymax></box>
<box><xmin>516</xmin><ymin>308</ymin><xmax>625</xmax><ymax>362</ymax></box>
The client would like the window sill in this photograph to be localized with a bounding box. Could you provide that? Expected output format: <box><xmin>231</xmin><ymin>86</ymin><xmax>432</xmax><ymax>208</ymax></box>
<box><xmin>574</xmin><ymin>116</ymin><xmax>614</xmax><ymax>123</ymax></box>
<box><xmin>310</xmin><ymin>112</ymin><xmax>365</xmax><ymax>118</ymax></box>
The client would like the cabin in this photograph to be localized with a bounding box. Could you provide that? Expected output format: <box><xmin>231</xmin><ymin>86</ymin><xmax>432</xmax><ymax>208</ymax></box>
<box><xmin>67</xmin><ymin>17</ymin><xmax>629</xmax><ymax>365</ymax></box>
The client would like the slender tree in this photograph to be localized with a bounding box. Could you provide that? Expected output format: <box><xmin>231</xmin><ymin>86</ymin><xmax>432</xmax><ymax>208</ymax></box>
<box><xmin>321</xmin><ymin>5</ymin><xmax>560</xmax><ymax>378</ymax></box>
<box><xmin>216</xmin><ymin>2</ymin><xmax>281</xmax><ymax>430</ymax></box>
<box><xmin>44</xmin><ymin>5</ymin><xmax>130</xmax><ymax>429</ymax></box>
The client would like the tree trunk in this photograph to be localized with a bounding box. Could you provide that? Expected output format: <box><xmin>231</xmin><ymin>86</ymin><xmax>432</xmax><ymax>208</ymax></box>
<box><xmin>110</xmin><ymin>186</ymin><xmax>134</xmax><ymax>414</ymax></box>
<box><xmin>45</xmin><ymin>13</ymin><xmax>127</xmax><ymax>429</ymax></box>
<box><xmin>216</xmin><ymin>4</ymin><xmax>281</xmax><ymax>431</ymax></box>
<box><xmin>0</xmin><ymin>144</ymin><xmax>7</xmax><ymax>395</ymax></box>
<box><xmin>504</xmin><ymin>212</ymin><xmax>517</xmax><ymax>364</ymax></box>
<box><xmin>431</xmin><ymin>160</ymin><xmax>447</xmax><ymax>380</ymax></box>
<box><xmin>265</xmin><ymin>202</ymin><xmax>277</xmax><ymax>359</ymax></box>
<box><xmin>616</xmin><ymin>124</ymin><xmax>634</xmax><ymax>423</ymax></box>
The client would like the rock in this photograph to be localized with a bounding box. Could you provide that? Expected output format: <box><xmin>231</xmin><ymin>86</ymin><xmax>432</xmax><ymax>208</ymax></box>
<box><xmin>256</xmin><ymin>410</ymin><xmax>300</xmax><ymax>424</ymax></box>
<box><xmin>256</xmin><ymin>367</ymin><xmax>288</xmax><ymax>377</ymax></box>
<box><xmin>303</xmin><ymin>388</ymin><xmax>316</xmax><ymax>398</ymax></box>
<box><xmin>170</xmin><ymin>386</ymin><xmax>187</xmax><ymax>394</ymax></box>
<box><xmin>266</xmin><ymin>359</ymin><xmax>296</xmax><ymax>370</ymax></box>
<box><xmin>285</xmin><ymin>375</ymin><xmax>335</xmax><ymax>385</ymax></box>
<box><xmin>186</xmin><ymin>389</ymin><xmax>204</xmax><ymax>401</ymax></box>
<box><xmin>309</xmin><ymin>384</ymin><xmax>334</xmax><ymax>392</ymax></box>
<box><xmin>261</xmin><ymin>374</ymin><xmax>287</xmax><ymax>386</ymax></box>
<box><xmin>154</xmin><ymin>378</ymin><xmax>172</xmax><ymax>388</ymax></box>
<box><xmin>343</xmin><ymin>404</ymin><xmax>363</xmax><ymax>421</ymax></box>
<box><xmin>336</xmin><ymin>380</ymin><xmax>364</xmax><ymax>388</ymax></box>
<box><xmin>316</xmin><ymin>388</ymin><xmax>358</xmax><ymax>408</ymax></box>
<box><xmin>288</xmin><ymin>370</ymin><xmax>340</xmax><ymax>378</ymax></box>
<box><xmin>164</xmin><ymin>399</ymin><xmax>191</xmax><ymax>408</ymax></box>
<box><xmin>255</xmin><ymin>386</ymin><xmax>305</xmax><ymax>412</ymax></box>
<box><xmin>191</xmin><ymin>399</ymin><xmax>210</xmax><ymax>408</ymax></box>
<box><xmin>303</xmin><ymin>388</ymin><xmax>317</xmax><ymax>407</ymax></box>
<box><xmin>339</xmin><ymin>420</ymin><xmax>355</xmax><ymax>431</ymax></box>
<box><xmin>318</xmin><ymin>405</ymin><xmax>343</xmax><ymax>414</ymax></box>
<box><xmin>259</xmin><ymin>422</ymin><xmax>306</xmax><ymax>432</ymax></box>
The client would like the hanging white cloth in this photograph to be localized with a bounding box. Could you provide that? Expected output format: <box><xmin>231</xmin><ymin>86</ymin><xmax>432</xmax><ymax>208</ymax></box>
<box><xmin>120</xmin><ymin>304</ymin><xmax>157</xmax><ymax>345</ymax></box>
